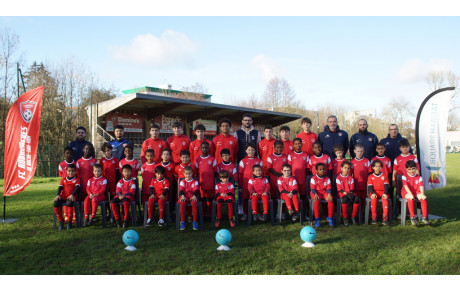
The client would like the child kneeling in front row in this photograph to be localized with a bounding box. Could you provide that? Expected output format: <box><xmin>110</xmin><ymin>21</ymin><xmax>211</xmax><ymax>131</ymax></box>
<box><xmin>310</xmin><ymin>163</ymin><xmax>334</xmax><ymax>227</ymax></box>
<box><xmin>111</xmin><ymin>164</ymin><xmax>137</xmax><ymax>228</ymax></box>
<box><xmin>401</xmin><ymin>160</ymin><xmax>429</xmax><ymax>225</ymax></box>
<box><xmin>178</xmin><ymin>166</ymin><xmax>200</xmax><ymax>231</ymax></box>
<box><xmin>214</xmin><ymin>170</ymin><xmax>236</xmax><ymax>228</ymax></box>
<box><xmin>54</xmin><ymin>164</ymin><xmax>80</xmax><ymax>230</ymax></box>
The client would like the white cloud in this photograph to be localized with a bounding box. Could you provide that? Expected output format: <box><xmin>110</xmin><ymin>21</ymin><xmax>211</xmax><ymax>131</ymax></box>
<box><xmin>397</xmin><ymin>58</ymin><xmax>452</xmax><ymax>82</ymax></box>
<box><xmin>250</xmin><ymin>54</ymin><xmax>283</xmax><ymax>82</ymax></box>
<box><xmin>111</xmin><ymin>30</ymin><xmax>197</xmax><ymax>68</ymax></box>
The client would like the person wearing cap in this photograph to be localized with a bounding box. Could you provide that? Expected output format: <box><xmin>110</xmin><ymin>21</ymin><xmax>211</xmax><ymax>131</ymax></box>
<box><xmin>109</xmin><ymin>125</ymin><xmax>133</xmax><ymax>162</ymax></box>
<box><xmin>68</xmin><ymin>126</ymin><xmax>93</xmax><ymax>161</ymax></box>
<box><xmin>166</xmin><ymin>121</ymin><xmax>191</xmax><ymax>165</ymax></box>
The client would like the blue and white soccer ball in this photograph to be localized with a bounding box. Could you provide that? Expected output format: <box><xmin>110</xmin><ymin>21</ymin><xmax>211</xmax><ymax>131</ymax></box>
<box><xmin>300</xmin><ymin>226</ymin><xmax>317</xmax><ymax>243</ymax></box>
<box><xmin>216</xmin><ymin>229</ymin><xmax>232</xmax><ymax>246</ymax></box>
<box><xmin>123</xmin><ymin>230</ymin><xmax>139</xmax><ymax>247</ymax></box>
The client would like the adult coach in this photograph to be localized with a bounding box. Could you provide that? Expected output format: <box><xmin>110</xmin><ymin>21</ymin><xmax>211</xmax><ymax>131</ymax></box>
<box><xmin>234</xmin><ymin>113</ymin><xmax>261</xmax><ymax>163</ymax></box>
<box><xmin>349</xmin><ymin>119</ymin><xmax>378</xmax><ymax>160</ymax></box>
<box><xmin>68</xmin><ymin>126</ymin><xmax>93</xmax><ymax>161</ymax></box>
<box><xmin>109</xmin><ymin>125</ymin><xmax>133</xmax><ymax>161</ymax></box>
<box><xmin>318</xmin><ymin>115</ymin><xmax>349</xmax><ymax>159</ymax></box>
<box><xmin>380</xmin><ymin>124</ymin><xmax>412</xmax><ymax>163</ymax></box>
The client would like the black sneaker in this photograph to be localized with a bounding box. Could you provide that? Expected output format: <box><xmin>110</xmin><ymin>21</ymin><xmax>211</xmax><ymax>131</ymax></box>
<box><xmin>410</xmin><ymin>217</ymin><xmax>418</xmax><ymax>226</ymax></box>
<box><xmin>262</xmin><ymin>214</ymin><xmax>268</xmax><ymax>221</ymax></box>
<box><xmin>67</xmin><ymin>222</ymin><xmax>72</xmax><ymax>230</ymax></box>
<box><xmin>58</xmin><ymin>221</ymin><xmax>64</xmax><ymax>230</ymax></box>
<box><xmin>116</xmin><ymin>220</ymin><xmax>121</xmax><ymax>228</ymax></box>
<box><xmin>343</xmin><ymin>217</ymin><xmax>349</xmax><ymax>226</ymax></box>
<box><xmin>421</xmin><ymin>217</ymin><xmax>430</xmax><ymax>225</ymax></box>
<box><xmin>122</xmin><ymin>220</ymin><xmax>128</xmax><ymax>228</ymax></box>
<box><xmin>382</xmin><ymin>216</ymin><xmax>389</xmax><ymax>225</ymax></box>
<box><xmin>371</xmin><ymin>219</ymin><xmax>378</xmax><ymax>225</ymax></box>
<box><xmin>89</xmin><ymin>217</ymin><xmax>97</xmax><ymax>226</ymax></box>
<box><xmin>351</xmin><ymin>217</ymin><xmax>358</xmax><ymax>225</ymax></box>
<box><xmin>84</xmin><ymin>218</ymin><xmax>90</xmax><ymax>226</ymax></box>
<box><xmin>292</xmin><ymin>212</ymin><xmax>298</xmax><ymax>221</ymax></box>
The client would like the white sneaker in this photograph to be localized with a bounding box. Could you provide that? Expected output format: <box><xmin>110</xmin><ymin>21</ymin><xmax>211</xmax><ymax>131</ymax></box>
<box><xmin>238</xmin><ymin>205</ymin><xmax>244</xmax><ymax>215</ymax></box>
<box><xmin>158</xmin><ymin>219</ymin><xmax>165</xmax><ymax>227</ymax></box>
<box><xmin>146</xmin><ymin>218</ymin><xmax>153</xmax><ymax>226</ymax></box>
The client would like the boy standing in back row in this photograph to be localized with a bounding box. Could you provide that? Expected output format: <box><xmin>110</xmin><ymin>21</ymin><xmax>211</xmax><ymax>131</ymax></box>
<box><xmin>167</xmin><ymin>121</ymin><xmax>191</xmax><ymax>165</ymax></box>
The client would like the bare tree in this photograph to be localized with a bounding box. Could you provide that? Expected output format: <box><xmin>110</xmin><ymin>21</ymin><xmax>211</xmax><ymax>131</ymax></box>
<box><xmin>175</xmin><ymin>82</ymin><xmax>210</xmax><ymax>102</ymax></box>
<box><xmin>261</xmin><ymin>77</ymin><xmax>299</xmax><ymax>111</ymax></box>
<box><xmin>381</xmin><ymin>97</ymin><xmax>415</xmax><ymax>144</ymax></box>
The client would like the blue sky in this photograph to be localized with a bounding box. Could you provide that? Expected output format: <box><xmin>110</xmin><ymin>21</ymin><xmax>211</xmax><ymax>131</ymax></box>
<box><xmin>2</xmin><ymin>16</ymin><xmax>459</xmax><ymax>114</ymax></box>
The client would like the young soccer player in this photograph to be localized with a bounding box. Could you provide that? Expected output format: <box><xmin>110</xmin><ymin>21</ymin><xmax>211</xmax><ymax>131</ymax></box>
<box><xmin>267</xmin><ymin>140</ymin><xmax>288</xmax><ymax>199</ymax></box>
<box><xmin>401</xmin><ymin>160</ymin><xmax>429</xmax><ymax>225</ymax></box>
<box><xmin>372</xmin><ymin>142</ymin><xmax>392</xmax><ymax>179</ymax></box>
<box><xmin>258</xmin><ymin>124</ymin><xmax>276</xmax><ymax>176</ymax></box>
<box><xmin>83</xmin><ymin>164</ymin><xmax>107</xmax><ymax>226</ymax></box>
<box><xmin>308</xmin><ymin>142</ymin><xmax>332</xmax><ymax>176</ymax></box>
<box><xmin>178</xmin><ymin>166</ymin><xmax>200</xmax><ymax>230</ymax></box>
<box><xmin>392</xmin><ymin>138</ymin><xmax>420</xmax><ymax>188</ymax></box>
<box><xmin>166</xmin><ymin>121</ymin><xmax>191</xmax><ymax>165</ymax></box>
<box><xmin>310</xmin><ymin>163</ymin><xmax>334</xmax><ymax>227</ymax></box>
<box><xmin>331</xmin><ymin>144</ymin><xmax>346</xmax><ymax>177</ymax></box>
<box><xmin>141</xmin><ymin>149</ymin><xmax>157</xmax><ymax>204</ymax></box>
<box><xmin>100</xmin><ymin>142</ymin><xmax>119</xmax><ymax>200</ymax></box>
<box><xmin>278</xmin><ymin>164</ymin><xmax>300</xmax><ymax>221</ymax></box>
<box><xmin>279</xmin><ymin>125</ymin><xmax>294</xmax><ymax>156</ymax></box>
<box><xmin>351</xmin><ymin>144</ymin><xmax>372</xmax><ymax>208</ymax></box>
<box><xmin>296</xmin><ymin>117</ymin><xmax>318</xmax><ymax>156</ymax></box>
<box><xmin>190</xmin><ymin>123</ymin><xmax>215</xmax><ymax>165</ymax></box>
<box><xmin>214</xmin><ymin>170</ymin><xmax>236</xmax><ymax>228</ymax></box>
<box><xmin>368</xmin><ymin>159</ymin><xmax>390</xmax><ymax>225</ymax></box>
<box><xmin>336</xmin><ymin>161</ymin><xmax>359</xmax><ymax>225</ymax></box>
<box><xmin>76</xmin><ymin>143</ymin><xmax>97</xmax><ymax>201</ymax></box>
<box><xmin>59</xmin><ymin>146</ymin><xmax>76</xmax><ymax>177</ymax></box>
<box><xmin>212</xmin><ymin>118</ymin><xmax>238</xmax><ymax>164</ymax></box>
<box><xmin>159</xmin><ymin>148</ymin><xmax>175</xmax><ymax>181</ymax></box>
<box><xmin>238</xmin><ymin>142</ymin><xmax>263</xmax><ymax>221</ymax></box>
<box><xmin>147</xmin><ymin>166</ymin><xmax>170</xmax><ymax>227</ymax></box>
<box><xmin>141</xmin><ymin>123</ymin><xmax>167</xmax><ymax>164</ymax></box>
<box><xmin>53</xmin><ymin>164</ymin><xmax>80</xmax><ymax>230</ymax></box>
<box><xmin>195</xmin><ymin>141</ymin><xmax>217</xmax><ymax>218</ymax></box>
<box><xmin>217</xmin><ymin>149</ymin><xmax>237</xmax><ymax>181</ymax></box>
<box><xmin>248</xmin><ymin>164</ymin><xmax>271</xmax><ymax>221</ymax></box>
<box><xmin>174</xmin><ymin>149</ymin><xmax>196</xmax><ymax>180</ymax></box>
<box><xmin>111</xmin><ymin>164</ymin><xmax>137</xmax><ymax>228</ymax></box>
<box><xmin>119</xmin><ymin>145</ymin><xmax>141</xmax><ymax>179</ymax></box>
<box><xmin>288</xmin><ymin>138</ymin><xmax>309</xmax><ymax>216</ymax></box>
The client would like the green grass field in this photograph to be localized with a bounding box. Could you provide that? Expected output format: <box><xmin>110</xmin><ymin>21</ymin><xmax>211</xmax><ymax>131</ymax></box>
<box><xmin>1</xmin><ymin>155</ymin><xmax>460</xmax><ymax>275</ymax></box>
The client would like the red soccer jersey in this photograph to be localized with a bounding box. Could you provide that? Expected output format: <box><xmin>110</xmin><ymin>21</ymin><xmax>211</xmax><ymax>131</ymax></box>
<box><xmin>140</xmin><ymin>137</ymin><xmax>167</xmax><ymax>164</ymax></box>
<box><xmin>195</xmin><ymin>155</ymin><xmax>217</xmax><ymax>191</ymax></box>
<box><xmin>58</xmin><ymin>160</ymin><xmax>76</xmax><ymax>178</ymax></box>
<box><xmin>116</xmin><ymin>178</ymin><xmax>137</xmax><ymax>196</ymax></box>
<box><xmin>335</xmin><ymin>174</ymin><xmax>355</xmax><ymax>196</ymax></box>
<box><xmin>217</xmin><ymin>161</ymin><xmax>237</xmax><ymax>181</ymax></box>
<box><xmin>212</xmin><ymin>133</ymin><xmax>238</xmax><ymax>164</ymax></box>
<box><xmin>367</xmin><ymin>172</ymin><xmax>389</xmax><ymax>195</ymax></box>
<box><xmin>296</xmin><ymin>131</ymin><xmax>318</xmax><ymax>156</ymax></box>
<box><xmin>277</xmin><ymin>176</ymin><xmax>298</xmax><ymax>193</ymax></box>
<box><xmin>288</xmin><ymin>151</ymin><xmax>309</xmax><ymax>185</ymax></box>
<box><xmin>248</xmin><ymin>176</ymin><xmax>270</xmax><ymax>194</ymax></box>
<box><xmin>166</xmin><ymin>134</ymin><xmax>191</xmax><ymax>165</ymax></box>
<box><xmin>86</xmin><ymin>176</ymin><xmax>107</xmax><ymax>197</ymax></box>
<box><xmin>174</xmin><ymin>163</ymin><xmax>196</xmax><ymax>180</ymax></box>
<box><xmin>59</xmin><ymin>176</ymin><xmax>81</xmax><ymax>199</ymax></box>
<box><xmin>150</xmin><ymin>177</ymin><xmax>170</xmax><ymax>197</ymax></box>
<box><xmin>238</xmin><ymin>156</ymin><xmax>263</xmax><ymax>186</ymax></box>
<box><xmin>189</xmin><ymin>139</ymin><xmax>215</xmax><ymax>165</ymax></box>
<box><xmin>281</xmin><ymin>139</ymin><xmax>294</xmax><ymax>156</ymax></box>
<box><xmin>267</xmin><ymin>153</ymin><xmax>288</xmax><ymax>174</ymax></box>
<box><xmin>393</xmin><ymin>154</ymin><xmax>420</xmax><ymax>176</ymax></box>
<box><xmin>179</xmin><ymin>178</ymin><xmax>200</xmax><ymax>200</ymax></box>
<box><xmin>100</xmin><ymin>157</ymin><xmax>119</xmax><ymax>182</ymax></box>
<box><xmin>119</xmin><ymin>158</ymin><xmax>141</xmax><ymax>178</ymax></box>
<box><xmin>258</xmin><ymin>138</ymin><xmax>276</xmax><ymax>174</ymax></box>
<box><xmin>308</xmin><ymin>154</ymin><xmax>332</xmax><ymax>176</ymax></box>
<box><xmin>351</xmin><ymin>157</ymin><xmax>372</xmax><ymax>191</ymax></box>
<box><xmin>159</xmin><ymin>161</ymin><xmax>175</xmax><ymax>181</ymax></box>
<box><xmin>331</xmin><ymin>158</ymin><xmax>346</xmax><ymax>177</ymax></box>
<box><xmin>401</xmin><ymin>173</ymin><xmax>424</xmax><ymax>196</ymax></box>
<box><xmin>371</xmin><ymin>156</ymin><xmax>392</xmax><ymax>177</ymax></box>
<box><xmin>141</xmin><ymin>162</ymin><xmax>157</xmax><ymax>195</ymax></box>
<box><xmin>76</xmin><ymin>157</ymin><xmax>97</xmax><ymax>194</ymax></box>
<box><xmin>310</xmin><ymin>174</ymin><xmax>332</xmax><ymax>196</ymax></box>
<box><xmin>215</xmin><ymin>182</ymin><xmax>235</xmax><ymax>196</ymax></box>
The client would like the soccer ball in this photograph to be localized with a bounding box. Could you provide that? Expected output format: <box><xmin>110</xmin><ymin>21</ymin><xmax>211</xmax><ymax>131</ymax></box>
<box><xmin>23</xmin><ymin>109</ymin><xmax>33</xmax><ymax>121</ymax></box>
<box><xmin>300</xmin><ymin>226</ymin><xmax>316</xmax><ymax>243</ymax></box>
<box><xmin>122</xmin><ymin>230</ymin><xmax>139</xmax><ymax>247</ymax></box>
<box><xmin>215</xmin><ymin>229</ymin><xmax>232</xmax><ymax>246</ymax></box>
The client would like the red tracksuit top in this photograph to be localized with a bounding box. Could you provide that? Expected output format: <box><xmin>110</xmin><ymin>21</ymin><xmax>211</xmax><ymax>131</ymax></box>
<box><xmin>150</xmin><ymin>177</ymin><xmax>170</xmax><ymax>197</ymax></box>
<box><xmin>174</xmin><ymin>162</ymin><xmax>196</xmax><ymax>180</ymax></box>
<box><xmin>76</xmin><ymin>157</ymin><xmax>97</xmax><ymax>193</ymax></box>
<box><xmin>351</xmin><ymin>157</ymin><xmax>372</xmax><ymax>191</ymax></box>
<box><xmin>267</xmin><ymin>153</ymin><xmax>288</xmax><ymax>176</ymax></box>
<box><xmin>277</xmin><ymin>176</ymin><xmax>298</xmax><ymax>194</ymax></box>
<box><xmin>238</xmin><ymin>156</ymin><xmax>263</xmax><ymax>186</ymax></box>
<box><xmin>212</xmin><ymin>133</ymin><xmax>238</xmax><ymax>164</ymax></box>
<box><xmin>331</xmin><ymin>158</ymin><xmax>346</xmax><ymax>177</ymax></box>
<box><xmin>296</xmin><ymin>131</ymin><xmax>318</xmax><ymax>156</ymax></box>
<box><xmin>86</xmin><ymin>176</ymin><xmax>107</xmax><ymax>197</ymax></box>
<box><xmin>288</xmin><ymin>151</ymin><xmax>309</xmax><ymax>185</ymax></box>
<box><xmin>58</xmin><ymin>160</ymin><xmax>76</xmax><ymax>177</ymax></box>
<box><xmin>59</xmin><ymin>176</ymin><xmax>81</xmax><ymax>199</ymax></box>
<box><xmin>166</xmin><ymin>134</ymin><xmax>191</xmax><ymax>165</ymax></box>
<box><xmin>401</xmin><ymin>173</ymin><xmax>424</xmax><ymax>195</ymax></box>
<box><xmin>310</xmin><ymin>174</ymin><xmax>332</xmax><ymax>196</ymax></box>
<box><xmin>215</xmin><ymin>182</ymin><xmax>235</xmax><ymax>196</ymax></box>
<box><xmin>140</xmin><ymin>137</ymin><xmax>167</xmax><ymax>164</ymax></box>
<box><xmin>217</xmin><ymin>161</ymin><xmax>237</xmax><ymax>181</ymax></box>
<box><xmin>367</xmin><ymin>172</ymin><xmax>389</xmax><ymax>195</ymax></box>
<box><xmin>119</xmin><ymin>158</ymin><xmax>141</xmax><ymax>179</ymax></box>
<box><xmin>281</xmin><ymin>139</ymin><xmax>294</xmax><ymax>156</ymax></box>
<box><xmin>189</xmin><ymin>139</ymin><xmax>215</xmax><ymax>165</ymax></box>
<box><xmin>371</xmin><ymin>156</ymin><xmax>392</xmax><ymax>177</ymax></box>
<box><xmin>393</xmin><ymin>154</ymin><xmax>420</xmax><ymax>176</ymax></box>
<box><xmin>248</xmin><ymin>176</ymin><xmax>270</xmax><ymax>194</ymax></box>
<box><xmin>179</xmin><ymin>178</ymin><xmax>200</xmax><ymax>200</ymax></box>
<box><xmin>308</xmin><ymin>154</ymin><xmax>332</xmax><ymax>176</ymax></box>
<box><xmin>195</xmin><ymin>155</ymin><xmax>217</xmax><ymax>191</ymax></box>
<box><xmin>141</xmin><ymin>162</ymin><xmax>157</xmax><ymax>195</ymax></box>
<box><xmin>335</xmin><ymin>174</ymin><xmax>355</xmax><ymax>195</ymax></box>
<box><xmin>116</xmin><ymin>178</ymin><xmax>137</xmax><ymax>196</ymax></box>
<box><xmin>258</xmin><ymin>138</ymin><xmax>276</xmax><ymax>166</ymax></box>
<box><xmin>100</xmin><ymin>156</ymin><xmax>119</xmax><ymax>183</ymax></box>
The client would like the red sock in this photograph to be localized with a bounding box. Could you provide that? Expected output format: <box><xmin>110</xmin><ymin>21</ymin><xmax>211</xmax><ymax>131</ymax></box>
<box><xmin>261</xmin><ymin>195</ymin><xmax>269</xmax><ymax>214</ymax></box>
<box><xmin>158</xmin><ymin>198</ymin><xmax>165</xmax><ymax>219</ymax></box>
<box><xmin>407</xmin><ymin>199</ymin><xmax>415</xmax><ymax>217</ymax></box>
<box><xmin>352</xmin><ymin>203</ymin><xmax>359</xmax><ymax>217</ymax></box>
<box><xmin>342</xmin><ymin>203</ymin><xmax>348</xmax><ymax>218</ymax></box>
<box><xmin>123</xmin><ymin>201</ymin><xmax>130</xmax><ymax>220</ymax></box>
<box><xmin>382</xmin><ymin>198</ymin><xmax>389</xmax><ymax>217</ymax></box>
<box><xmin>84</xmin><ymin>197</ymin><xmax>91</xmax><ymax>219</ymax></box>
<box><xmin>91</xmin><ymin>199</ymin><xmax>99</xmax><ymax>218</ymax></box>
<box><xmin>111</xmin><ymin>204</ymin><xmax>120</xmax><ymax>221</ymax></box>
<box><xmin>66</xmin><ymin>206</ymin><xmax>74</xmax><ymax>221</ymax></box>
<box><xmin>327</xmin><ymin>201</ymin><xmax>334</xmax><ymax>217</ymax></box>
<box><xmin>252</xmin><ymin>196</ymin><xmax>259</xmax><ymax>214</ymax></box>
<box><xmin>292</xmin><ymin>195</ymin><xmax>299</xmax><ymax>212</ymax></box>
<box><xmin>371</xmin><ymin>198</ymin><xmax>377</xmax><ymax>219</ymax></box>
<box><xmin>180</xmin><ymin>201</ymin><xmax>186</xmax><ymax>222</ymax></box>
<box><xmin>314</xmin><ymin>200</ymin><xmax>320</xmax><ymax>218</ymax></box>
<box><xmin>217</xmin><ymin>202</ymin><xmax>222</xmax><ymax>219</ymax></box>
<box><xmin>228</xmin><ymin>202</ymin><xmax>234</xmax><ymax>219</ymax></box>
<box><xmin>54</xmin><ymin>207</ymin><xmax>64</xmax><ymax>222</ymax></box>
<box><xmin>420</xmin><ymin>199</ymin><xmax>428</xmax><ymax>217</ymax></box>
<box><xmin>191</xmin><ymin>200</ymin><xmax>198</xmax><ymax>221</ymax></box>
